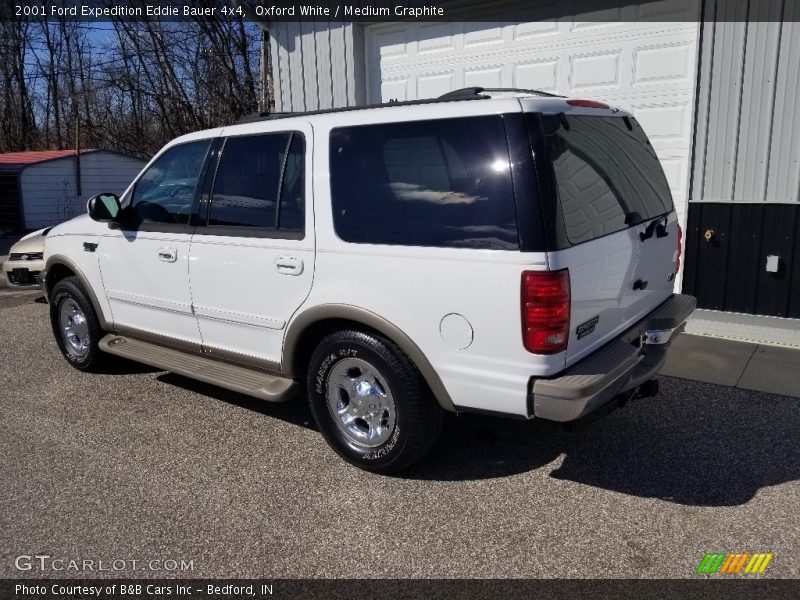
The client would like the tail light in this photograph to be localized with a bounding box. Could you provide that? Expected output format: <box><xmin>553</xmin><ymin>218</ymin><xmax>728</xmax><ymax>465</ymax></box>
<box><xmin>521</xmin><ymin>269</ymin><xmax>570</xmax><ymax>354</ymax></box>
<box><xmin>674</xmin><ymin>224</ymin><xmax>683</xmax><ymax>274</ymax></box>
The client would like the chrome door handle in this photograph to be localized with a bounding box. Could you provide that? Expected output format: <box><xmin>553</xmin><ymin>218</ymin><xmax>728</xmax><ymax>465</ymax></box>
<box><xmin>158</xmin><ymin>247</ymin><xmax>177</xmax><ymax>262</ymax></box>
<box><xmin>275</xmin><ymin>256</ymin><xmax>303</xmax><ymax>275</ymax></box>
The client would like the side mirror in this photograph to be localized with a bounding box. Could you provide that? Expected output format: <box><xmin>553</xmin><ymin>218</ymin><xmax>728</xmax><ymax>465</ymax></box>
<box><xmin>87</xmin><ymin>193</ymin><xmax>121</xmax><ymax>222</ymax></box>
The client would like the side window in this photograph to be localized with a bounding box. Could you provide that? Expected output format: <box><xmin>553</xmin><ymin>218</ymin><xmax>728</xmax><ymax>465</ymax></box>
<box><xmin>131</xmin><ymin>141</ymin><xmax>210</xmax><ymax>224</ymax></box>
<box><xmin>208</xmin><ymin>132</ymin><xmax>305</xmax><ymax>235</ymax></box>
<box><xmin>329</xmin><ymin>116</ymin><xmax>518</xmax><ymax>250</ymax></box>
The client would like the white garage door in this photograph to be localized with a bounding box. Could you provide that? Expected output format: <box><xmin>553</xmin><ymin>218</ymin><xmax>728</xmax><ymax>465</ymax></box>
<box><xmin>365</xmin><ymin>2</ymin><xmax>700</xmax><ymax>226</ymax></box>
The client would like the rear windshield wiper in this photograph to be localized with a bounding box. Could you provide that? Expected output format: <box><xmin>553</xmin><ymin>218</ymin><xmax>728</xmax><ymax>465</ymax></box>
<box><xmin>624</xmin><ymin>211</ymin><xmax>643</xmax><ymax>226</ymax></box>
<box><xmin>639</xmin><ymin>215</ymin><xmax>669</xmax><ymax>242</ymax></box>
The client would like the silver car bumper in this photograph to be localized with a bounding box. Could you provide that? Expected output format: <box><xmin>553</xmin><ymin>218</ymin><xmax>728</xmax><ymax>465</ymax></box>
<box><xmin>530</xmin><ymin>293</ymin><xmax>696</xmax><ymax>422</ymax></box>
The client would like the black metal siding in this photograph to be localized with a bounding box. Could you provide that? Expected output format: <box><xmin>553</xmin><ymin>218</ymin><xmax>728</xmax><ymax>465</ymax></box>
<box><xmin>683</xmin><ymin>203</ymin><xmax>800</xmax><ymax>318</ymax></box>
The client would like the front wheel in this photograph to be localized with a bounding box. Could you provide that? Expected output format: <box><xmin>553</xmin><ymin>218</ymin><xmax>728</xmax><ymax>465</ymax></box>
<box><xmin>49</xmin><ymin>276</ymin><xmax>107</xmax><ymax>371</ymax></box>
<box><xmin>307</xmin><ymin>330</ymin><xmax>444</xmax><ymax>474</ymax></box>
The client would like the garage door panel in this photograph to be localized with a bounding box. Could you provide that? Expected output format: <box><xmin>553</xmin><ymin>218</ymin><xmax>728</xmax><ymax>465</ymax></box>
<box><xmin>571</xmin><ymin>17</ymin><xmax>628</xmax><ymax>33</ymax></box>
<box><xmin>372</xmin><ymin>27</ymin><xmax>409</xmax><ymax>61</ymax></box>
<box><xmin>380</xmin><ymin>78</ymin><xmax>408</xmax><ymax>102</ymax></box>
<box><xmin>418</xmin><ymin>23</ymin><xmax>458</xmax><ymax>54</ymax></box>
<box><xmin>569</xmin><ymin>50</ymin><xmax>623</xmax><ymax>91</ymax></box>
<box><xmin>416</xmin><ymin>72</ymin><xmax>456</xmax><ymax>99</ymax></box>
<box><xmin>513</xmin><ymin>58</ymin><xmax>559</xmax><ymax>92</ymax></box>
<box><xmin>513</xmin><ymin>19</ymin><xmax>560</xmax><ymax>40</ymax></box>
<box><xmin>463</xmin><ymin>65</ymin><xmax>504</xmax><ymax>88</ymax></box>
<box><xmin>633</xmin><ymin>41</ymin><xmax>696</xmax><ymax>86</ymax></box>
<box><xmin>370</xmin><ymin>25</ymin><xmax>697</xmax><ymax>77</ymax></box>
<box><xmin>630</xmin><ymin>99</ymin><xmax>692</xmax><ymax>142</ymax></box>
<box><xmin>463</xmin><ymin>22</ymin><xmax>506</xmax><ymax>47</ymax></box>
<box><xmin>658</xmin><ymin>158</ymin><xmax>687</xmax><ymax>201</ymax></box>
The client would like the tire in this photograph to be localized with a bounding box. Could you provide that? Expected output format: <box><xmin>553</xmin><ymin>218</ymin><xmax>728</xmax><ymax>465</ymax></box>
<box><xmin>49</xmin><ymin>276</ymin><xmax>108</xmax><ymax>371</ymax></box>
<box><xmin>307</xmin><ymin>329</ymin><xmax>444</xmax><ymax>473</ymax></box>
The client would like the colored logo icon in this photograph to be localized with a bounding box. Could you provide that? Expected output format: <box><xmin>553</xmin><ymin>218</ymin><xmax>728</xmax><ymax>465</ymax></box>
<box><xmin>696</xmin><ymin>552</ymin><xmax>773</xmax><ymax>574</ymax></box>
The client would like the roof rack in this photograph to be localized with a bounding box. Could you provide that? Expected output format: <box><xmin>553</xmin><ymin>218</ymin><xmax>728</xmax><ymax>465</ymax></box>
<box><xmin>235</xmin><ymin>93</ymin><xmax>488</xmax><ymax>124</ymax></box>
<box><xmin>238</xmin><ymin>112</ymin><xmax>294</xmax><ymax>124</ymax></box>
<box><xmin>235</xmin><ymin>87</ymin><xmax>563</xmax><ymax>124</ymax></box>
<box><xmin>438</xmin><ymin>87</ymin><xmax>565</xmax><ymax>99</ymax></box>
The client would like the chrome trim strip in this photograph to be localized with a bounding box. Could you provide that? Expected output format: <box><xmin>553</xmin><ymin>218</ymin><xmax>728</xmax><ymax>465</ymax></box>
<box><xmin>107</xmin><ymin>290</ymin><xmax>193</xmax><ymax>315</ymax></box>
<box><xmin>193</xmin><ymin>305</ymin><xmax>286</xmax><ymax>330</ymax></box>
<box><xmin>111</xmin><ymin>325</ymin><xmax>283</xmax><ymax>375</ymax></box>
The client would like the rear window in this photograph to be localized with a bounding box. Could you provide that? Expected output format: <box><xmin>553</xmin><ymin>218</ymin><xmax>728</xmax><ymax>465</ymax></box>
<box><xmin>540</xmin><ymin>115</ymin><xmax>673</xmax><ymax>246</ymax></box>
<box><xmin>329</xmin><ymin>116</ymin><xmax>519</xmax><ymax>250</ymax></box>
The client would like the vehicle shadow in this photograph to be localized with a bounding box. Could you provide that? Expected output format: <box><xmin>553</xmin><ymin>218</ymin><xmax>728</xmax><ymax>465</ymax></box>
<box><xmin>153</xmin><ymin>372</ymin><xmax>800</xmax><ymax>507</ymax></box>
<box><xmin>95</xmin><ymin>357</ymin><xmax>161</xmax><ymax>375</ymax></box>
<box><xmin>157</xmin><ymin>372</ymin><xmax>317</xmax><ymax>432</ymax></box>
<box><xmin>405</xmin><ymin>377</ymin><xmax>800</xmax><ymax>506</ymax></box>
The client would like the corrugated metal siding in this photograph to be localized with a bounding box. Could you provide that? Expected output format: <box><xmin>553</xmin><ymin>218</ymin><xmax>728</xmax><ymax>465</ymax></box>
<box><xmin>20</xmin><ymin>152</ymin><xmax>145</xmax><ymax>229</ymax></box>
<box><xmin>269</xmin><ymin>22</ymin><xmax>366</xmax><ymax>112</ymax></box>
<box><xmin>691</xmin><ymin>0</ymin><xmax>800</xmax><ymax>205</ymax></box>
<box><xmin>767</xmin><ymin>1</ymin><xmax>800</xmax><ymax>203</ymax></box>
<box><xmin>685</xmin><ymin>0</ymin><xmax>800</xmax><ymax>318</ymax></box>
<box><xmin>683</xmin><ymin>202</ymin><xmax>800</xmax><ymax>317</ymax></box>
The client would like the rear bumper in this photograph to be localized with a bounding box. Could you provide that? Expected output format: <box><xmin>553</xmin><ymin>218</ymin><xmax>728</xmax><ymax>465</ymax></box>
<box><xmin>530</xmin><ymin>293</ymin><xmax>696</xmax><ymax>422</ymax></box>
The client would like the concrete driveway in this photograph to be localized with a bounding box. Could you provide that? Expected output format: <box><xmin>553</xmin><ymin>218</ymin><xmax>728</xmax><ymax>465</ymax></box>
<box><xmin>1</xmin><ymin>282</ymin><xmax>798</xmax><ymax>579</ymax></box>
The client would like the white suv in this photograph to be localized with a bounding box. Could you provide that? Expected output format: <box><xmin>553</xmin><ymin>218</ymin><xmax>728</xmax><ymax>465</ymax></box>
<box><xmin>41</xmin><ymin>88</ymin><xmax>695</xmax><ymax>473</ymax></box>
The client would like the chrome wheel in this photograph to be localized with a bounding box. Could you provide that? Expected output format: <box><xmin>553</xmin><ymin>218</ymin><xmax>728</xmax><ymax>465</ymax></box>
<box><xmin>325</xmin><ymin>357</ymin><xmax>397</xmax><ymax>449</ymax></box>
<box><xmin>59</xmin><ymin>299</ymin><xmax>90</xmax><ymax>359</ymax></box>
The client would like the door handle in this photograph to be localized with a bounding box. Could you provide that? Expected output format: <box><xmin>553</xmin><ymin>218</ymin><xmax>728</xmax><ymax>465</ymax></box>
<box><xmin>158</xmin><ymin>247</ymin><xmax>177</xmax><ymax>262</ymax></box>
<box><xmin>275</xmin><ymin>256</ymin><xmax>303</xmax><ymax>276</ymax></box>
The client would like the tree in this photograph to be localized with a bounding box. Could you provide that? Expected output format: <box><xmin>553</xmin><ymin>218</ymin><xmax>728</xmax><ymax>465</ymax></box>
<box><xmin>0</xmin><ymin>1</ymin><xmax>260</xmax><ymax>158</ymax></box>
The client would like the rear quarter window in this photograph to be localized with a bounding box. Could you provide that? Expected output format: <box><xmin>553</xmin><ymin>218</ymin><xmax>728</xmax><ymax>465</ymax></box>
<box><xmin>539</xmin><ymin>115</ymin><xmax>673</xmax><ymax>246</ymax></box>
<box><xmin>329</xmin><ymin>116</ymin><xmax>519</xmax><ymax>250</ymax></box>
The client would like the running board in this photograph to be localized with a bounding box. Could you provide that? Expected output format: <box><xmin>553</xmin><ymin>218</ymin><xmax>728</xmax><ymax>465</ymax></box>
<box><xmin>99</xmin><ymin>334</ymin><xmax>296</xmax><ymax>402</ymax></box>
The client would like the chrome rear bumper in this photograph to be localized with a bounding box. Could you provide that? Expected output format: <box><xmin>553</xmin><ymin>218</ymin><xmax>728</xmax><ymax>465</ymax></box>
<box><xmin>530</xmin><ymin>293</ymin><xmax>696</xmax><ymax>422</ymax></box>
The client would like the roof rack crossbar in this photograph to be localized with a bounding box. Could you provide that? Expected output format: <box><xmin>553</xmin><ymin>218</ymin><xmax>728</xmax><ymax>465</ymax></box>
<box><xmin>438</xmin><ymin>87</ymin><xmax>565</xmax><ymax>99</ymax></box>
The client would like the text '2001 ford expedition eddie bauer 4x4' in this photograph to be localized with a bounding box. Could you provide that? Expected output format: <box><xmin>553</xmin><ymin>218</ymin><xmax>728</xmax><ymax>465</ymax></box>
<box><xmin>41</xmin><ymin>88</ymin><xmax>695</xmax><ymax>473</ymax></box>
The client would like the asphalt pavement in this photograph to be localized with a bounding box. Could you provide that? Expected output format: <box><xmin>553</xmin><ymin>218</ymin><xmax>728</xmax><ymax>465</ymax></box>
<box><xmin>1</xmin><ymin>279</ymin><xmax>798</xmax><ymax>579</ymax></box>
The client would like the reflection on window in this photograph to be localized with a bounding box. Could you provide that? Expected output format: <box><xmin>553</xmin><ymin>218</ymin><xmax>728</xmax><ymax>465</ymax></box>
<box><xmin>131</xmin><ymin>140</ymin><xmax>210</xmax><ymax>224</ymax></box>
<box><xmin>277</xmin><ymin>135</ymin><xmax>305</xmax><ymax>231</ymax></box>
<box><xmin>329</xmin><ymin>116</ymin><xmax>518</xmax><ymax>249</ymax></box>
<box><xmin>541</xmin><ymin>115</ymin><xmax>673</xmax><ymax>245</ymax></box>
<box><xmin>209</xmin><ymin>133</ymin><xmax>290</xmax><ymax>228</ymax></box>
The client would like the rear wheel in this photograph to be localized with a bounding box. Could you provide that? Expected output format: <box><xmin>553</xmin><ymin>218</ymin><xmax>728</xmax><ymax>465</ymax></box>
<box><xmin>49</xmin><ymin>276</ymin><xmax>107</xmax><ymax>371</ymax></box>
<box><xmin>307</xmin><ymin>330</ymin><xmax>443</xmax><ymax>473</ymax></box>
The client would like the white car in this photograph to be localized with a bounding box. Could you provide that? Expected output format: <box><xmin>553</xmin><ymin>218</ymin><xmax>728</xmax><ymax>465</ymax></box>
<box><xmin>3</xmin><ymin>228</ymin><xmax>50</xmax><ymax>287</ymax></box>
<box><xmin>41</xmin><ymin>88</ymin><xmax>695</xmax><ymax>473</ymax></box>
